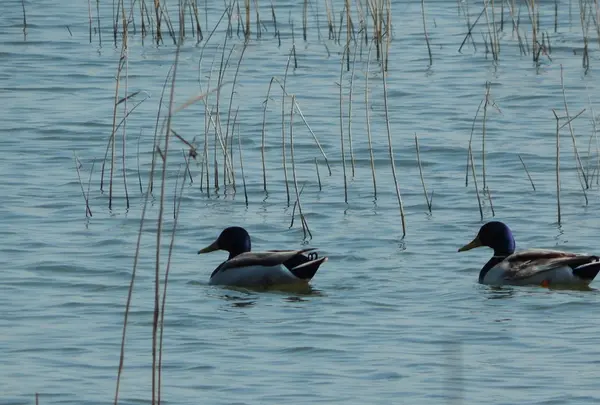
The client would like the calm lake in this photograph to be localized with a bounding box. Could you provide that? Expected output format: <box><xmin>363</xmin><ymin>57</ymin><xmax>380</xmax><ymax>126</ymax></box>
<box><xmin>2</xmin><ymin>0</ymin><xmax>600</xmax><ymax>404</ymax></box>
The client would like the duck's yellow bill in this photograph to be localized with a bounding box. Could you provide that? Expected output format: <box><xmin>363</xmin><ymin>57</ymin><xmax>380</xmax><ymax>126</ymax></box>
<box><xmin>458</xmin><ymin>237</ymin><xmax>482</xmax><ymax>252</ymax></box>
<box><xmin>198</xmin><ymin>240</ymin><xmax>219</xmax><ymax>254</ymax></box>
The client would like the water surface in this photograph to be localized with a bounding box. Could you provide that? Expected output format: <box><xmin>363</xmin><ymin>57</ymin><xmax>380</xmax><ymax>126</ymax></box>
<box><xmin>2</xmin><ymin>1</ymin><xmax>600</xmax><ymax>404</ymax></box>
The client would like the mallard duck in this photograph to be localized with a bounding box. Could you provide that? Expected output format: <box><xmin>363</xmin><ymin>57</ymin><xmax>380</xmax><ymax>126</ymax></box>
<box><xmin>197</xmin><ymin>226</ymin><xmax>328</xmax><ymax>287</ymax></box>
<box><xmin>458</xmin><ymin>221</ymin><xmax>600</xmax><ymax>286</ymax></box>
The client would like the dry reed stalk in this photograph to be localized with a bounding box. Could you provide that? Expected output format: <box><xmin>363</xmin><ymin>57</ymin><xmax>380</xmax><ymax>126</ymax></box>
<box><xmin>270</xmin><ymin>1</ymin><xmax>278</xmax><ymax>37</ymax></box>
<box><xmin>345</xmin><ymin>0</ymin><xmax>352</xmax><ymax>68</ymax></box>
<box><xmin>253</xmin><ymin>0</ymin><xmax>261</xmax><ymax>39</ymax></box>
<box><xmin>86</xmin><ymin>159</ymin><xmax>95</xmax><ymax>210</ymax></box>
<box><xmin>236</xmin><ymin>1</ymin><xmax>242</xmax><ymax>38</ymax></box>
<box><xmin>337</xmin><ymin>1</ymin><xmax>346</xmax><ymax>44</ymax></box>
<box><xmin>203</xmin><ymin>112</ymin><xmax>236</xmax><ymax>188</ymax></box>
<box><xmin>325</xmin><ymin>0</ymin><xmax>335</xmax><ymax>39</ymax></box>
<box><xmin>552</xmin><ymin>109</ymin><xmax>561</xmax><ymax>224</ymax></box>
<box><xmin>303</xmin><ymin>0</ymin><xmax>308</xmax><ymax>40</ymax></box>
<box><xmin>261</xmin><ymin>77</ymin><xmax>275</xmax><ymax>192</ymax></box>
<box><xmin>149</xmin><ymin>66</ymin><xmax>175</xmax><ymax>193</ymax></box>
<box><xmin>151</xmin><ymin>35</ymin><xmax>183</xmax><ymax>405</ymax></box>
<box><xmin>224</xmin><ymin>42</ymin><xmax>248</xmax><ymax>188</ymax></box>
<box><xmin>555</xmin><ymin>107</ymin><xmax>589</xmax><ymax>202</ymax></box>
<box><xmin>339</xmin><ymin>45</ymin><xmax>349</xmax><ymax>203</ymax></box>
<box><xmin>465</xmin><ymin>100</ymin><xmax>484</xmax><ymax>187</ymax></box>
<box><xmin>505</xmin><ymin>1</ymin><xmax>526</xmax><ymax>55</ymax></box>
<box><xmin>107</xmin><ymin>46</ymin><xmax>126</xmax><ymax>209</ymax></box>
<box><xmin>190</xmin><ymin>0</ymin><xmax>203</xmax><ymax>41</ymax></box>
<box><xmin>173</xmin><ymin>164</ymin><xmax>181</xmax><ymax>219</ymax></box>
<box><xmin>384</xmin><ymin>0</ymin><xmax>391</xmax><ymax>71</ymax></box>
<box><xmin>367</xmin><ymin>0</ymin><xmax>380</xmax><ymax>59</ymax></box>
<box><xmin>154</xmin><ymin>0</ymin><xmax>162</xmax><ymax>44</ymax></box>
<box><xmin>358</xmin><ymin>0</ymin><xmax>368</xmax><ymax>45</ymax></box>
<box><xmin>365</xmin><ymin>40</ymin><xmax>377</xmax><ymax>198</ymax></box>
<box><xmin>177</xmin><ymin>0</ymin><xmax>185</xmax><ymax>38</ymax></box>
<box><xmin>458</xmin><ymin>2</ymin><xmax>487</xmax><ymax>54</ymax></box>
<box><xmin>483</xmin><ymin>0</ymin><xmax>499</xmax><ymax>61</ymax></box>
<box><xmin>421</xmin><ymin>0</ymin><xmax>433</xmax><ymax>65</ymax></box>
<box><xmin>381</xmin><ymin>60</ymin><xmax>407</xmax><ymax>236</ymax></box>
<box><xmin>139</xmin><ymin>0</ymin><xmax>147</xmax><ymax>38</ymax></box>
<box><xmin>290</xmin><ymin>95</ymin><xmax>312</xmax><ymax>239</ymax></box>
<box><xmin>219</xmin><ymin>45</ymin><xmax>236</xmax><ymax>188</ymax></box>
<box><xmin>20</xmin><ymin>0</ymin><xmax>28</xmax><ymax>39</ymax></box>
<box><xmin>348</xmin><ymin>39</ymin><xmax>358</xmax><ymax>177</ymax></box>
<box><xmin>237</xmin><ymin>113</ymin><xmax>249</xmax><ymax>206</ymax></box>
<box><xmin>577</xmin><ymin>0</ymin><xmax>590</xmax><ymax>72</ymax></box>
<box><xmin>559</xmin><ymin>64</ymin><xmax>588</xmax><ymax>190</ymax></box>
<box><xmin>414</xmin><ymin>134</ymin><xmax>432</xmax><ymax>213</ymax></box>
<box><xmin>103</xmin><ymin>90</ymin><xmax>148</xmax><ymax>197</ymax></box>
<box><xmin>225</xmin><ymin>41</ymin><xmax>249</xmax><ymax>155</ymax></box>
<box><xmin>594</xmin><ymin>0</ymin><xmax>600</xmax><ymax>49</ymax></box>
<box><xmin>122</xmin><ymin>40</ymin><xmax>130</xmax><ymax>209</ymax></box>
<box><xmin>199</xmin><ymin>152</ymin><xmax>205</xmax><ymax>192</ymax></box>
<box><xmin>213</xmin><ymin>40</ymin><xmax>229</xmax><ymax>191</ymax></box>
<box><xmin>74</xmin><ymin>155</ymin><xmax>93</xmax><ymax>217</ymax></box>
<box><xmin>136</xmin><ymin>130</ymin><xmax>144</xmax><ymax>194</ymax></box>
<box><xmin>586</xmin><ymin>93</ymin><xmax>600</xmax><ymax>186</ymax></box>
<box><xmin>181</xmin><ymin>148</ymin><xmax>193</xmax><ymax>184</ymax></box>
<box><xmin>228</xmin><ymin>109</ymin><xmax>238</xmax><ymax>193</ymax></box>
<box><xmin>88</xmin><ymin>0</ymin><xmax>92</xmax><ymax>42</ymax></box>
<box><xmin>213</xmin><ymin>120</ymin><xmax>219</xmax><ymax>191</ymax></box>
<box><xmin>113</xmin><ymin>0</ymin><xmax>120</xmax><ymax>44</ymax></box>
<box><xmin>585</xmin><ymin>133</ymin><xmax>594</xmax><ymax>186</ymax></box>
<box><xmin>114</xmin><ymin>71</ymin><xmax>178</xmax><ymax>405</ymax></box>
<box><xmin>468</xmin><ymin>145</ymin><xmax>484</xmax><ymax>220</ymax></box>
<box><xmin>199</xmin><ymin>49</ymin><xmax>219</xmax><ymax>193</ymax></box>
<box><xmin>281</xmin><ymin>46</ymin><xmax>294</xmax><ymax>206</ymax></box>
<box><xmin>500</xmin><ymin>0</ymin><xmax>505</xmax><ymax>31</ymax></box>
<box><xmin>225</xmin><ymin>1</ymin><xmax>234</xmax><ymax>38</ymax></box>
<box><xmin>204</xmin><ymin>107</ymin><xmax>215</xmax><ymax>196</ymax></box>
<box><xmin>526</xmin><ymin>0</ymin><xmax>539</xmax><ymax>61</ymax></box>
<box><xmin>291</xmin><ymin>22</ymin><xmax>298</xmax><ymax>68</ymax></box>
<box><xmin>313</xmin><ymin>0</ymin><xmax>323</xmax><ymax>41</ymax></box>
<box><xmin>481</xmin><ymin>82</ymin><xmax>490</xmax><ymax>189</ymax></box>
<box><xmin>315</xmin><ymin>158</ymin><xmax>322</xmax><ymax>191</ymax></box>
<box><xmin>271</xmin><ymin>78</ymin><xmax>332</xmax><ymax>174</ymax></box>
<box><xmin>157</xmin><ymin>150</ymin><xmax>190</xmax><ymax>405</ymax></box>
<box><xmin>517</xmin><ymin>154</ymin><xmax>536</xmax><ymax>191</ymax></box>
<box><xmin>96</xmin><ymin>0</ymin><xmax>102</xmax><ymax>45</ymax></box>
<box><xmin>245</xmin><ymin>0</ymin><xmax>251</xmax><ymax>39</ymax></box>
<box><xmin>485</xmin><ymin>186</ymin><xmax>495</xmax><ymax>216</ymax></box>
<box><xmin>289</xmin><ymin>183</ymin><xmax>306</xmax><ymax>229</ymax></box>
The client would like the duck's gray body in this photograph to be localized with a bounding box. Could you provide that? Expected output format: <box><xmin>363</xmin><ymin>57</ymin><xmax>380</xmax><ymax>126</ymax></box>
<box><xmin>208</xmin><ymin>249</ymin><xmax>327</xmax><ymax>288</ymax></box>
<box><xmin>481</xmin><ymin>249</ymin><xmax>600</xmax><ymax>286</ymax></box>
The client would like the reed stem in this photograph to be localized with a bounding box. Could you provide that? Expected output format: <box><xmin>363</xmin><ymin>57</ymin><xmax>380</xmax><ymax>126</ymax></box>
<box><xmin>261</xmin><ymin>77</ymin><xmax>275</xmax><ymax>192</ymax></box>
<box><xmin>281</xmin><ymin>46</ymin><xmax>294</xmax><ymax>206</ymax></box>
<box><xmin>339</xmin><ymin>45</ymin><xmax>349</xmax><ymax>203</ymax></box>
<box><xmin>468</xmin><ymin>145</ymin><xmax>484</xmax><ymax>221</ymax></box>
<box><xmin>415</xmin><ymin>134</ymin><xmax>432</xmax><ymax>213</ymax></box>
<box><xmin>290</xmin><ymin>95</ymin><xmax>312</xmax><ymax>239</ymax></box>
<box><xmin>382</xmin><ymin>60</ymin><xmax>406</xmax><ymax>236</ymax></box>
<box><xmin>552</xmin><ymin>109</ymin><xmax>561</xmax><ymax>225</ymax></box>
<box><xmin>421</xmin><ymin>0</ymin><xmax>433</xmax><ymax>65</ymax></box>
<box><xmin>365</xmin><ymin>40</ymin><xmax>377</xmax><ymax>198</ymax></box>
<box><xmin>517</xmin><ymin>154</ymin><xmax>536</xmax><ymax>191</ymax></box>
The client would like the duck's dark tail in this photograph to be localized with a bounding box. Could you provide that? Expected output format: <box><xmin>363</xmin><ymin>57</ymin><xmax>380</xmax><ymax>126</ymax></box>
<box><xmin>572</xmin><ymin>258</ymin><xmax>600</xmax><ymax>283</ymax></box>
<box><xmin>284</xmin><ymin>252</ymin><xmax>328</xmax><ymax>281</ymax></box>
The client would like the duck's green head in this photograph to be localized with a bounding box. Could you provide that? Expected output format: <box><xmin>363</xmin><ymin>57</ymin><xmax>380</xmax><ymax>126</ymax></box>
<box><xmin>458</xmin><ymin>221</ymin><xmax>516</xmax><ymax>256</ymax></box>
<box><xmin>198</xmin><ymin>226</ymin><xmax>252</xmax><ymax>259</ymax></box>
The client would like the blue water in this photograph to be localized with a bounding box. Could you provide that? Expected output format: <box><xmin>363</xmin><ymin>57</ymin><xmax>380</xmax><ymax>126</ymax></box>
<box><xmin>2</xmin><ymin>0</ymin><xmax>600</xmax><ymax>404</ymax></box>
